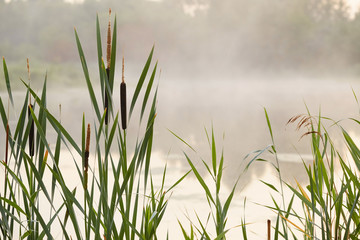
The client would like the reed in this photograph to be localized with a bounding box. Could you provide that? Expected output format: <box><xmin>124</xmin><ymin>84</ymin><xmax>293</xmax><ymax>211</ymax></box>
<box><xmin>3</xmin><ymin>8</ymin><xmax>360</xmax><ymax>240</ymax></box>
<box><xmin>104</xmin><ymin>9</ymin><xmax>111</xmax><ymax>126</ymax></box>
<box><xmin>83</xmin><ymin>123</ymin><xmax>90</xmax><ymax>190</ymax></box>
<box><xmin>258</xmin><ymin>108</ymin><xmax>360</xmax><ymax>239</ymax></box>
<box><xmin>120</xmin><ymin>57</ymin><xmax>127</xmax><ymax>130</ymax></box>
<box><xmin>0</xmin><ymin>11</ymin><xmax>187</xmax><ymax>240</ymax></box>
<box><xmin>172</xmin><ymin>127</ymin><xmax>241</xmax><ymax>239</ymax></box>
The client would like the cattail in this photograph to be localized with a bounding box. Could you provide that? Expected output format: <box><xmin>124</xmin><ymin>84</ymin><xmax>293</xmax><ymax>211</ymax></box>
<box><xmin>107</xmin><ymin>8</ymin><xmax>111</xmax><ymax>69</ymax></box>
<box><xmin>104</xmin><ymin>9</ymin><xmax>112</xmax><ymax>125</ymax></box>
<box><xmin>27</xmin><ymin>59</ymin><xmax>34</xmax><ymax>157</ymax></box>
<box><xmin>120</xmin><ymin>57</ymin><xmax>127</xmax><ymax>130</ymax></box>
<box><xmin>83</xmin><ymin>123</ymin><xmax>90</xmax><ymax>189</ymax></box>
<box><xmin>28</xmin><ymin>104</ymin><xmax>34</xmax><ymax>157</ymax></box>
<box><xmin>267</xmin><ymin>219</ymin><xmax>271</xmax><ymax>240</ymax></box>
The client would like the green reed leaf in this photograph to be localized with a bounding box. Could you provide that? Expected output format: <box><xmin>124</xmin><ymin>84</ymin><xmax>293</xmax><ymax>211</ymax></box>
<box><xmin>129</xmin><ymin>46</ymin><xmax>154</xmax><ymax>119</ymax></box>
<box><xmin>184</xmin><ymin>152</ymin><xmax>215</xmax><ymax>204</ymax></box>
<box><xmin>2</xmin><ymin>57</ymin><xmax>13</xmax><ymax>107</ymax></box>
<box><xmin>140</xmin><ymin>62</ymin><xmax>157</xmax><ymax>121</ymax></box>
<box><xmin>74</xmin><ymin>28</ymin><xmax>101</xmax><ymax>122</ymax></box>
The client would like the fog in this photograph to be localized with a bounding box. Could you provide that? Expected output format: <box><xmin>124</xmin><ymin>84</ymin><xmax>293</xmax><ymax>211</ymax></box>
<box><xmin>2</xmin><ymin>0</ymin><xmax>360</xmax><ymax>238</ymax></box>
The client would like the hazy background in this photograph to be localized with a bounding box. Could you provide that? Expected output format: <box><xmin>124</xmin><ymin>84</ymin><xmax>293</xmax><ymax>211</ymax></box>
<box><xmin>2</xmin><ymin>0</ymin><xmax>360</xmax><ymax>86</ymax></box>
<box><xmin>3</xmin><ymin>0</ymin><xmax>360</xmax><ymax>238</ymax></box>
<box><xmin>2</xmin><ymin>0</ymin><xmax>360</xmax><ymax>184</ymax></box>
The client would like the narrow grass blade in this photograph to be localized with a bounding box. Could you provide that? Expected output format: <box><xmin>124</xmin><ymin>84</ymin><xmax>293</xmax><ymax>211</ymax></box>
<box><xmin>74</xmin><ymin>28</ymin><xmax>101</xmax><ymax>121</ymax></box>
<box><xmin>129</xmin><ymin>46</ymin><xmax>154</xmax><ymax>119</ymax></box>
<box><xmin>2</xmin><ymin>57</ymin><xmax>13</xmax><ymax>106</ymax></box>
<box><xmin>140</xmin><ymin>62</ymin><xmax>157</xmax><ymax>121</ymax></box>
<box><xmin>184</xmin><ymin>152</ymin><xmax>215</xmax><ymax>204</ymax></box>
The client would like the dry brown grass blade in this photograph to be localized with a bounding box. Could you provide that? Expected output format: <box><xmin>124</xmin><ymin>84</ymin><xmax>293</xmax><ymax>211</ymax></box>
<box><xmin>300</xmin><ymin>131</ymin><xmax>322</xmax><ymax>140</ymax></box>
<box><xmin>287</xmin><ymin>114</ymin><xmax>314</xmax><ymax>131</ymax></box>
<box><xmin>287</xmin><ymin>114</ymin><xmax>304</xmax><ymax>125</ymax></box>
<box><xmin>278</xmin><ymin>212</ymin><xmax>311</xmax><ymax>238</ymax></box>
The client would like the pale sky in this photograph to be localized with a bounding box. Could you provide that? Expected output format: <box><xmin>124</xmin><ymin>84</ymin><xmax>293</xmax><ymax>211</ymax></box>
<box><xmin>347</xmin><ymin>0</ymin><xmax>360</xmax><ymax>17</ymax></box>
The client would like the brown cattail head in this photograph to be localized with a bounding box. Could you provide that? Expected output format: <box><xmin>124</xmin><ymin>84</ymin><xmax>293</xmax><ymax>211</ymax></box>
<box><xmin>28</xmin><ymin>104</ymin><xmax>34</xmax><ymax>157</ymax></box>
<box><xmin>27</xmin><ymin>58</ymin><xmax>31</xmax><ymax>104</ymax></box>
<box><xmin>120</xmin><ymin>57</ymin><xmax>127</xmax><ymax>130</ymax></box>
<box><xmin>27</xmin><ymin>58</ymin><xmax>30</xmax><ymax>81</ymax></box>
<box><xmin>105</xmin><ymin>9</ymin><xmax>112</xmax><ymax>126</ymax></box>
<box><xmin>107</xmin><ymin>8</ymin><xmax>112</xmax><ymax>69</ymax></box>
<box><xmin>267</xmin><ymin>219</ymin><xmax>271</xmax><ymax>240</ymax></box>
<box><xmin>83</xmin><ymin>124</ymin><xmax>90</xmax><ymax>189</ymax></box>
<box><xmin>122</xmin><ymin>57</ymin><xmax>125</xmax><ymax>83</ymax></box>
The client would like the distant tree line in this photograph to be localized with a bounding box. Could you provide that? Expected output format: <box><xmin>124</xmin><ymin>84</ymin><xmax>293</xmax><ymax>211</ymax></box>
<box><xmin>1</xmin><ymin>0</ymin><xmax>360</xmax><ymax>78</ymax></box>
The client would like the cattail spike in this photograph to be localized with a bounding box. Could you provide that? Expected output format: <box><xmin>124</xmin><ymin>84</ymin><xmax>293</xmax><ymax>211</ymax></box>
<box><xmin>104</xmin><ymin>70</ymin><xmax>109</xmax><ymax>125</ymax></box>
<box><xmin>120</xmin><ymin>58</ymin><xmax>127</xmax><ymax>130</ymax></box>
<box><xmin>83</xmin><ymin>124</ymin><xmax>90</xmax><ymax>190</ymax></box>
<box><xmin>267</xmin><ymin>219</ymin><xmax>271</xmax><ymax>240</ymax></box>
<box><xmin>27</xmin><ymin>58</ymin><xmax>31</xmax><ymax>104</ymax></box>
<box><xmin>28</xmin><ymin>104</ymin><xmax>34</xmax><ymax>157</ymax></box>
<box><xmin>85</xmin><ymin>124</ymin><xmax>90</xmax><ymax>153</ymax></box>
<box><xmin>107</xmin><ymin>9</ymin><xmax>112</xmax><ymax>69</ymax></box>
<box><xmin>27</xmin><ymin>58</ymin><xmax>30</xmax><ymax>81</ymax></box>
<box><xmin>122</xmin><ymin>57</ymin><xmax>125</xmax><ymax>83</ymax></box>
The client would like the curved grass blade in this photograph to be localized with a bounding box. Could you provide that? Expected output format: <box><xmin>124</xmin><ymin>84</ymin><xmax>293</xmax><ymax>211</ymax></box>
<box><xmin>129</xmin><ymin>46</ymin><xmax>154</xmax><ymax>119</ymax></box>
<box><xmin>2</xmin><ymin>57</ymin><xmax>13</xmax><ymax>107</ymax></box>
<box><xmin>184</xmin><ymin>152</ymin><xmax>215</xmax><ymax>205</ymax></box>
<box><xmin>140</xmin><ymin>62</ymin><xmax>157</xmax><ymax>121</ymax></box>
<box><xmin>109</xmin><ymin>15</ymin><xmax>117</xmax><ymax>91</ymax></box>
<box><xmin>74</xmin><ymin>28</ymin><xmax>101</xmax><ymax>122</ymax></box>
<box><xmin>96</xmin><ymin>14</ymin><xmax>105</xmax><ymax>103</ymax></box>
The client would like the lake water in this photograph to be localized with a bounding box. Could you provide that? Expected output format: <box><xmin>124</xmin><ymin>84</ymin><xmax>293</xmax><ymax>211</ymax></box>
<box><xmin>1</xmin><ymin>77</ymin><xmax>360</xmax><ymax>239</ymax></box>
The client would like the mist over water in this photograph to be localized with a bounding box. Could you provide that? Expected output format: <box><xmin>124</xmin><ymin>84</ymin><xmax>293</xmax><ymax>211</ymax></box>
<box><xmin>2</xmin><ymin>0</ymin><xmax>360</xmax><ymax>238</ymax></box>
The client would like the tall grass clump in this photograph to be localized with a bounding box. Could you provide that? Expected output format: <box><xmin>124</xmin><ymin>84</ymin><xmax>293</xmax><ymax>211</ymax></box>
<box><xmin>172</xmin><ymin>127</ymin><xmax>250</xmax><ymax>239</ymax></box>
<box><xmin>0</xmin><ymin>10</ymin><xmax>185</xmax><ymax>239</ymax></box>
<box><xmin>260</xmin><ymin>107</ymin><xmax>360</xmax><ymax>239</ymax></box>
